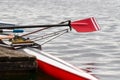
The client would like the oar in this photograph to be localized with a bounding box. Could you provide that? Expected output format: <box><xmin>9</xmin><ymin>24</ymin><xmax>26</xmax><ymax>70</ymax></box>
<box><xmin>0</xmin><ymin>17</ymin><xmax>100</xmax><ymax>32</ymax></box>
<box><xmin>0</xmin><ymin>22</ymin><xmax>16</xmax><ymax>27</ymax></box>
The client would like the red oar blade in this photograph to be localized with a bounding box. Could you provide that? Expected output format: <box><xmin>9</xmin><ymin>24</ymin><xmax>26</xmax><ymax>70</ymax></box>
<box><xmin>71</xmin><ymin>17</ymin><xmax>100</xmax><ymax>32</ymax></box>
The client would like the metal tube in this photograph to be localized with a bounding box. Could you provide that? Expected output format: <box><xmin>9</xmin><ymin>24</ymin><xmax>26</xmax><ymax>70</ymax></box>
<box><xmin>0</xmin><ymin>24</ymin><xmax>69</xmax><ymax>29</ymax></box>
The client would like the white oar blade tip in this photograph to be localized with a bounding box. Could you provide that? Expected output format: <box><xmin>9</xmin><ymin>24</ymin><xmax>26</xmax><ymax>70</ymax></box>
<box><xmin>91</xmin><ymin>17</ymin><xmax>101</xmax><ymax>31</ymax></box>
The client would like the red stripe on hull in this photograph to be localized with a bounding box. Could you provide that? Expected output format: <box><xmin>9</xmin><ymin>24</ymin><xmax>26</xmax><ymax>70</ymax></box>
<box><xmin>37</xmin><ymin>60</ymin><xmax>89</xmax><ymax>80</ymax></box>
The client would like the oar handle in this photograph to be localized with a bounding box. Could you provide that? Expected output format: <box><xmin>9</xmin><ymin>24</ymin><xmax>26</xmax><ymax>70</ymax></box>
<box><xmin>0</xmin><ymin>29</ymin><xmax>24</xmax><ymax>33</ymax></box>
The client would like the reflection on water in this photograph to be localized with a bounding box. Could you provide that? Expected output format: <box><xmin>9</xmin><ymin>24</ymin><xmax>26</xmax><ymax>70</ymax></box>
<box><xmin>0</xmin><ymin>71</ymin><xmax>57</xmax><ymax>80</ymax></box>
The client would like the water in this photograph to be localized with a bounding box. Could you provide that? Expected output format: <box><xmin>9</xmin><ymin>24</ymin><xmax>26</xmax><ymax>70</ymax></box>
<box><xmin>0</xmin><ymin>71</ymin><xmax>57</xmax><ymax>80</ymax></box>
<box><xmin>0</xmin><ymin>0</ymin><xmax>120</xmax><ymax>80</ymax></box>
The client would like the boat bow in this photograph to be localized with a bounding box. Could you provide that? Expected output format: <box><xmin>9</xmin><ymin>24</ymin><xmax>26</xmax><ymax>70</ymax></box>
<box><xmin>23</xmin><ymin>48</ymin><xmax>98</xmax><ymax>80</ymax></box>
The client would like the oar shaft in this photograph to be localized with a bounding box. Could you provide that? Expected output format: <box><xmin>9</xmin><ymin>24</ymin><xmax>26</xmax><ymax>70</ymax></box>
<box><xmin>0</xmin><ymin>24</ymin><xmax>69</xmax><ymax>29</ymax></box>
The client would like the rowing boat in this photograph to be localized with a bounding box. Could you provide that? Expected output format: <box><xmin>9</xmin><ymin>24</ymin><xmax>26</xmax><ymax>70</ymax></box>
<box><xmin>0</xmin><ymin>17</ymin><xmax>100</xmax><ymax>80</ymax></box>
<box><xmin>23</xmin><ymin>48</ymin><xmax>98</xmax><ymax>80</ymax></box>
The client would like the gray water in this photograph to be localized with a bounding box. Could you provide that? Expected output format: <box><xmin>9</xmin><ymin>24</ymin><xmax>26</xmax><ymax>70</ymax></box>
<box><xmin>0</xmin><ymin>0</ymin><xmax>120</xmax><ymax>80</ymax></box>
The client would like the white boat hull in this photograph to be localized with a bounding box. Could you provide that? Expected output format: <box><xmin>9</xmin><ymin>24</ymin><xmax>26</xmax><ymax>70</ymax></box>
<box><xmin>23</xmin><ymin>48</ymin><xmax>98</xmax><ymax>80</ymax></box>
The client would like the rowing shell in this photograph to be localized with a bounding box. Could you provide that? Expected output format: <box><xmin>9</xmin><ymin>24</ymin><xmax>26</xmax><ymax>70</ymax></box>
<box><xmin>23</xmin><ymin>48</ymin><xmax>98</xmax><ymax>80</ymax></box>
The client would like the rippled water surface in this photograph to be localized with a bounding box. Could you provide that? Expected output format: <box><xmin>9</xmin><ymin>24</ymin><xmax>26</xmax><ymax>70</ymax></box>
<box><xmin>0</xmin><ymin>0</ymin><xmax>120</xmax><ymax>80</ymax></box>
